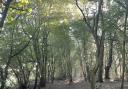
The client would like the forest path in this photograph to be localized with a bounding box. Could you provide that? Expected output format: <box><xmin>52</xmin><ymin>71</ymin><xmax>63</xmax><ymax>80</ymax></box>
<box><xmin>41</xmin><ymin>80</ymin><xmax>128</xmax><ymax>89</ymax></box>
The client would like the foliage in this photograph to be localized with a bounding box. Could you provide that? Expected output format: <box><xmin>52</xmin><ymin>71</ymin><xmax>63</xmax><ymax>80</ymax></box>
<box><xmin>0</xmin><ymin>0</ymin><xmax>128</xmax><ymax>89</ymax></box>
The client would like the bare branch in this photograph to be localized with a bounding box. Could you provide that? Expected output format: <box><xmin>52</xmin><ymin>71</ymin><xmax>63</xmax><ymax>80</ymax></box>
<box><xmin>75</xmin><ymin>0</ymin><xmax>93</xmax><ymax>32</ymax></box>
<box><xmin>94</xmin><ymin>0</ymin><xmax>103</xmax><ymax>34</ymax></box>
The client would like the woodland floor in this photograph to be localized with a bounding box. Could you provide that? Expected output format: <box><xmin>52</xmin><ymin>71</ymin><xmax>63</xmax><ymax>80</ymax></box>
<box><xmin>41</xmin><ymin>80</ymin><xmax>128</xmax><ymax>89</ymax></box>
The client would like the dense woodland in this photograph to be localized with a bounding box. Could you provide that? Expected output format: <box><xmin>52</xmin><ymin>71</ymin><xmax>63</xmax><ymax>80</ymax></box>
<box><xmin>0</xmin><ymin>0</ymin><xmax>128</xmax><ymax>89</ymax></box>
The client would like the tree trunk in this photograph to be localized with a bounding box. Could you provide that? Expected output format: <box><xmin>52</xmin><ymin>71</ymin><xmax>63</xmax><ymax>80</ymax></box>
<box><xmin>19</xmin><ymin>83</ymin><xmax>27</xmax><ymax>89</ymax></box>
<box><xmin>39</xmin><ymin>76</ymin><xmax>46</xmax><ymax>88</ymax></box>
<box><xmin>120</xmin><ymin>11</ymin><xmax>127</xmax><ymax>89</ymax></box>
<box><xmin>51</xmin><ymin>58</ymin><xmax>55</xmax><ymax>83</ymax></box>
<box><xmin>96</xmin><ymin>31</ymin><xmax>105</xmax><ymax>82</ymax></box>
<box><xmin>97</xmin><ymin>44</ymin><xmax>104</xmax><ymax>82</ymax></box>
<box><xmin>39</xmin><ymin>30</ymin><xmax>48</xmax><ymax>88</ymax></box>
<box><xmin>0</xmin><ymin>0</ymin><xmax>13</xmax><ymax>27</ymax></box>
<box><xmin>66</xmin><ymin>49</ymin><xmax>73</xmax><ymax>84</ymax></box>
<box><xmin>33</xmin><ymin>64</ymin><xmax>38</xmax><ymax>89</ymax></box>
<box><xmin>90</xmin><ymin>72</ymin><xmax>96</xmax><ymax>89</ymax></box>
<box><xmin>105</xmin><ymin>33</ymin><xmax>113</xmax><ymax>79</ymax></box>
<box><xmin>76</xmin><ymin>0</ymin><xmax>103</xmax><ymax>86</ymax></box>
<box><xmin>93</xmin><ymin>0</ymin><xmax>104</xmax><ymax>83</ymax></box>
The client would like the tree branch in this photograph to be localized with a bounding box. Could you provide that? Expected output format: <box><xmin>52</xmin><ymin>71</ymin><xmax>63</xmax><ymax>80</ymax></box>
<box><xmin>115</xmin><ymin>0</ymin><xmax>126</xmax><ymax>9</ymax></box>
<box><xmin>75</xmin><ymin>0</ymin><xmax>93</xmax><ymax>32</ymax></box>
<box><xmin>0</xmin><ymin>0</ymin><xmax>13</xmax><ymax>28</ymax></box>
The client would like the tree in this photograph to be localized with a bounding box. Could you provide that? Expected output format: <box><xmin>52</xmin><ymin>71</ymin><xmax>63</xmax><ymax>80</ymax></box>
<box><xmin>75</xmin><ymin>0</ymin><xmax>104</xmax><ymax>88</ymax></box>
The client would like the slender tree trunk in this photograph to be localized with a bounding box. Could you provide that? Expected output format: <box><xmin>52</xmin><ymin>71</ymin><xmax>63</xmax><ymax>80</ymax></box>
<box><xmin>39</xmin><ymin>76</ymin><xmax>46</xmax><ymax>88</ymax></box>
<box><xmin>105</xmin><ymin>33</ymin><xmax>113</xmax><ymax>79</ymax></box>
<box><xmin>19</xmin><ymin>83</ymin><xmax>27</xmax><ymax>89</ymax></box>
<box><xmin>95</xmin><ymin>28</ymin><xmax>105</xmax><ymax>82</ymax></box>
<box><xmin>97</xmin><ymin>42</ymin><xmax>104</xmax><ymax>82</ymax></box>
<box><xmin>0</xmin><ymin>29</ymin><xmax>14</xmax><ymax>89</ymax></box>
<box><xmin>39</xmin><ymin>30</ymin><xmax>48</xmax><ymax>88</ymax></box>
<box><xmin>66</xmin><ymin>48</ymin><xmax>73</xmax><ymax>84</ymax></box>
<box><xmin>76</xmin><ymin>0</ymin><xmax>103</xmax><ymax>87</ymax></box>
<box><xmin>51</xmin><ymin>57</ymin><xmax>55</xmax><ymax>83</ymax></box>
<box><xmin>33</xmin><ymin>64</ymin><xmax>38</xmax><ymax>89</ymax></box>
<box><xmin>90</xmin><ymin>71</ymin><xmax>96</xmax><ymax>89</ymax></box>
<box><xmin>0</xmin><ymin>0</ymin><xmax>12</xmax><ymax>27</ymax></box>
<box><xmin>120</xmin><ymin>11</ymin><xmax>127</xmax><ymax>89</ymax></box>
<box><xmin>96</xmin><ymin>2</ymin><xmax>105</xmax><ymax>82</ymax></box>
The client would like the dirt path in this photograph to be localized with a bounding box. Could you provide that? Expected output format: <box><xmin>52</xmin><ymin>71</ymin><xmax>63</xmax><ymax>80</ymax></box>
<box><xmin>42</xmin><ymin>80</ymin><xmax>128</xmax><ymax>89</ymax></box>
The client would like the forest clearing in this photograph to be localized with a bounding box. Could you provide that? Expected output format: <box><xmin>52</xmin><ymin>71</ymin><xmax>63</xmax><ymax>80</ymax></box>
<box><xmin>0</xmin><ymin>0</ymin><xmax>128</xmax><ymax>89</ymax></box>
